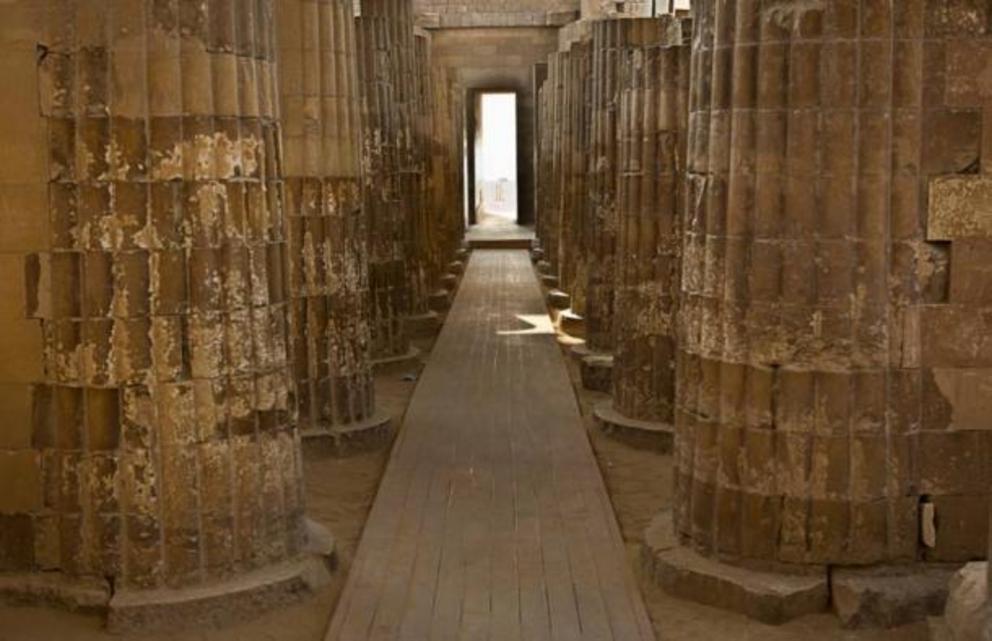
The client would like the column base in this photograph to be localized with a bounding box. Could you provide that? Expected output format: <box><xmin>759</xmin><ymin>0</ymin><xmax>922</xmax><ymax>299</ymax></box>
<box><xmin>536</xmin><ymin>260</ymin><xmax>552</xmax><ymax>275</ymax></box>
<box><xmin>454</xmin><ymin>247</ymin><xmax>470</xmax><ymax>262</ymax></box>
<box><xmin>938</xmin><ymin>562</ymin><xmax>991</xmax><ymax>641</ymax></box>
<box><xmin>301</xmin><ymin>410</ymin><xmax>393</xmax><ymax>456</ymax></box>
<box><xmin>447</xmin><ymin>260</ymin><xmax>465</xmax><ymax>275</ymax></box>
<box><xmin>530</xmin><ymin>248</ymin><xmax>545</xmax><ymax>263</ymax></box>
<box><xmin>547</xmin><ymin>289</ymin><xmax>570</xmax><ymax>310</ymax></box>
<box><xmin>540</xmin><ymin>274</ymin><xmax>560</xmax><ymax>288</ymax></box>
<box><xmin>570</xmin><ymin>344</ymin><xmax>612</xmax><ymax>392</ymax></box>
<box><xmin>1</xmin><ymin>520</ymin><xmax>336</xmax><ymax>634</ymax></box>
<box><xmin>559</xmin><ymin>309</ymin><xmax>585</xmax><ymax>338</ymax></box>
<box><xmin>641</xmin><ymin>511</ymin><xmax>828</xmax><ymax>625</ymax></box>
<box><xmin>0</xmin><ymin>572</ymin><xmax>110</xmax><ymax>614</ymax></box>
<box><xmin>404</xmin><ymin>311</ymin><xmax>441</xmax><ymax>338</ymax></box>
<box><xmin>441</xmin><ymin>273</ymin><xmax>459</xmax><ymax>292</ymax></box>
<box><xmin>831</xmin><ymin>564</ymin><xmax>958</xmax><ymax>629</ymax></box>
<box><xmin>428</xmin><ymin>289</ymin><xmax>452</xmax><ymax>312</ymax></box>
<box><xmin>593</xmin><ymin>401</ymin><xmax>673</xmax><ymax>452</ymax></box>
<box><xmin>372</xmin><ymin>345</ymin><xmax>422</xmax><ymax>372</ymax></box>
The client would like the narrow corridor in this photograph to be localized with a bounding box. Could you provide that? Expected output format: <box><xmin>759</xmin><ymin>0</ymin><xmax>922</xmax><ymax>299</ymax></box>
<box><xmin>326</xmin><ymin>251</ymin><xmax>653</xmax><ymax>641</ymax></box>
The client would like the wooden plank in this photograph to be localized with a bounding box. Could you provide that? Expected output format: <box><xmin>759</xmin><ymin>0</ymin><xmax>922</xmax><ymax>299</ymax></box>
<box><xmin>324</xmin><ymin>250</ymin><xmax>654</xmax><ymax>641</ymax></box>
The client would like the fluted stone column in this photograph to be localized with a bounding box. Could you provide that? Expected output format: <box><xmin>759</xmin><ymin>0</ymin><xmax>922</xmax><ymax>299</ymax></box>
<box><xmin>574</xmin><ymin>17</ymin><xmax>668</xmax><ymax>391</ymax></box>
<box><xmin>402</xmin><ymin>30</ymin><xmax>441</xmax><ymax>336</ymax></box>
<box><xmin>555</xmin><ymin>42</ymin><xmax>591</xmax><ymax>311</ymax></box>
<box><xmin>277</xmin><ymin>0</ymin><xmax>390</xmax><ymax>448</ymax></box>
<box><xmin>355</xmin><ymin>0</ymin><xmax>416</xmax><ymax>363</ymax></box>
<box><xmin>649</xmin><ymin>0</ymin><xmax>991</xmax><ymax>627</ymax></box>
<box><xmin>426</xmin><ymin>66</ymin><xmax>467</xmax><ymax>313</ymax></box>
<box><xmin>0</xmin><ymin>0</ymin><xmax>330</xmax><ymax>631</ymax></box>
<box><xmin>541</xmin><ymin>50</ymin><xmax>569</xmax><ymax>289</ymax></box>
<box><xmin>594</xmin><ymin>19</ymin><xmax>689</xmax><ymax>444</ymax></box>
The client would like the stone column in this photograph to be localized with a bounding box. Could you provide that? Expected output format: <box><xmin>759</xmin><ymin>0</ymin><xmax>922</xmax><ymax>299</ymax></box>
<box><xmin>355</xmin><ymin>0</ymin><xmax>415</xmax><ymax>363</ymax></box>
<box><xmin>536</xmin><ymin>52</ymin><xmax>568</xmax><ymax>285</ymax></box>
<box><xmin>649</xmin><ymin>0</ymin><xmax>991</xmax><ymax>628</ymax></box>
<box><xmin>0</xmin><ymin>0</ymin><xmax>330</xmax><ymax>631</ymax></box>
<box><xmin>277</xmin><ymin>0</ymin><xmax>390</xmax><ymax>449</ymax></box>
<box><xmin>402</xmin><ymin>30</ymin><xmax>441</xmax><ymax>337</ymax></box>
<box><xmin>594</xmin><ymin>19</ymin><xmax>689</xmax><ymax>444</ymax></box>
<box><xmin>575</xmin><ymin>17</ymin><xmax>668</xmax><ymax>391</ymax></box>
<box><xmin>554</xmin><ymin>41</ymin><xmax>591</xmax><ymax>313</ymax></box>
<box><xmin>427</xmin><ymin>66</ymin><xmax>467</xmax><ymax>313</ymax></box>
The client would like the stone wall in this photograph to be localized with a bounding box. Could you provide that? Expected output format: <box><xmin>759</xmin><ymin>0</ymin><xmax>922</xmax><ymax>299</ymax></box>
<box><xmin>414</xmin><ymin>0</ymin><xmax>579</xmax><ymax>28</ymax></box>
<box><xmin>430</xmin><ymin>27</ymin><xmax>561</xmax><ymax>226</ymax></box>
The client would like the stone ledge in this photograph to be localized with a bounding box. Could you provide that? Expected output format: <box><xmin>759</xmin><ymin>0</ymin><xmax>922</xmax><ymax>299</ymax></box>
<box><xmin>559</xmin><ymin>309</ymin><xmax>585</xmax><ymax>338</ymax></box>
<box><xmin>0</xmin><ymin>572</ymin><xmax>110</xmax><ymax>614</ymax></box>
<box><xmin>832</xmin><ymin>564</ymin><xmax>959</xmax><ymax>629</ymax></box>
<box><xmin>301</xmin><ymin>410</ymin><xmax>393</xmax><ymax>456</ymax></box>
<box><xmin>648</xmin><ymin>536</ymin><xmax>829</xmax><ymax>624</ymax></box>
<box><xmin>547</xmin><ymin>289</ymin><xmax>571</xmax><ymax>310</ymax></box>
<box><xmin>593</xmin><ymin>401</ymin><xmax>672</xmax><ymax>452</ymax></box>
<box><xmin>107</xmin><ymin>553</ymin><xmax>333</xmax><ymax>633</ymax></box>
<box><xmin>570</xmin><ymin>344</ymin><xmax>612</xmax><ymax>392</ymax></box>
<box><xmin>441</xmin><ymin>273</ymin><xmax>460</xmax><ymax>291</ymax></box>
<box><xmin>404</xmin><ymin>310</ymin><xmax>442</xmax><ymax>338</ymax></box>
<box><xmin>372</xmin><ymin>345</ymin><xmax>422</xmax><ymax>372</ymax></box>
<box><xmin>429</xmin><ymin>289</ymin><xmax>452</xmax><ymax>312</ymax></box>
<box><xmin>541</xmin><ymin>273</ymin><xmax>560</xmax><ymax>288</ymax></box>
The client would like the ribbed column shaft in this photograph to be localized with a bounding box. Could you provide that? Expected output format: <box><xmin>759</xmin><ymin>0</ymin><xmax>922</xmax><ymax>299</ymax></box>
<box><xmin>355</xmin><ymin>0</ymin><xmax>411</xmax><ymax>358</ymax></box>
<box><xmin>278</xmin><ymin>0</ymin><xmax>377</xmax><ymax>433</ymax></box>
<box><xmin>613</xmin><ymin>21</ymin><xmax>690</xmax><ymax>424</ymax></box>
<box><xmin>2</xmin><ymin>0</ymin><xmax>306</xmax><ymax>590</ymax></box>
<box><xmin>585</xmin><ymin>17</ymin><xmax>668</xmax><ymax>351</ymax></box>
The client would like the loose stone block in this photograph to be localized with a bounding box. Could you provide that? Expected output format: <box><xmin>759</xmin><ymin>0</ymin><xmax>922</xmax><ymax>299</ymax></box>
<box><xmin>929</xmin><ymin>176</ymin><xmax>992</xmax><ymax>240</ymax></box>
<box><xmin>831</xmin><ymin>566</ymin><xmax>958</xmax><ymax>629</ymax></box>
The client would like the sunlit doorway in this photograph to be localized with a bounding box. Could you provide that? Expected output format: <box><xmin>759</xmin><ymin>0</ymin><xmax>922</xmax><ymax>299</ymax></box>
<box><xmin>472</xmin><ymin>92</ymin><xmax>518</xmax><ymax>228</ymax></box>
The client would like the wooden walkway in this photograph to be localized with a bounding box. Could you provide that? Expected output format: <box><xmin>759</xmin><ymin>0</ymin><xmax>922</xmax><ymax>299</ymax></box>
<box><xmin>325</xmin><ymin>250</ymin><xmax>655</xmax><ymax>641</ymax></box>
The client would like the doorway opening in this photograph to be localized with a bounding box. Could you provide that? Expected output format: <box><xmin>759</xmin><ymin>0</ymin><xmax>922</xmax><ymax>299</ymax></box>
<box><xmin>470</xmin><ymin>92</ymin><xmax>518</xmax><ymax>229</ymax></box>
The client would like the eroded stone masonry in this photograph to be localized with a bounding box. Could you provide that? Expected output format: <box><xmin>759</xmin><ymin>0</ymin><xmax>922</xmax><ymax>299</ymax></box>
<box><xmin>1</xmin><ymin>0</ymin><xmax>990</xmax><ymax>638</ymax></box>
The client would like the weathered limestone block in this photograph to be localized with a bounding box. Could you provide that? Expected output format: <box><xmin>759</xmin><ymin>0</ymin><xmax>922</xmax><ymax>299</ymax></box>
<box><xmin>277</xmin><ymin>0</ymin><xmax>390</xmax><ymax>445</ymax></box>
<box><xmin>942</xmin><ymin>563</ymin><xmax>991</xmax><ymax>641</ymax></box>
<box><xmin>0</xmin><ymin>0</ymin><xmax>328</xmax><ymax>630</ymax></box>
<box><xmin>609</xmin><ymin>21</ymin><xmax>689</xmax><ymax>434</ymax></box>
<box><xmin>667</xmin><ymin>0</ymin><xmax>990</xmax><ymax>626</ymax></box>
